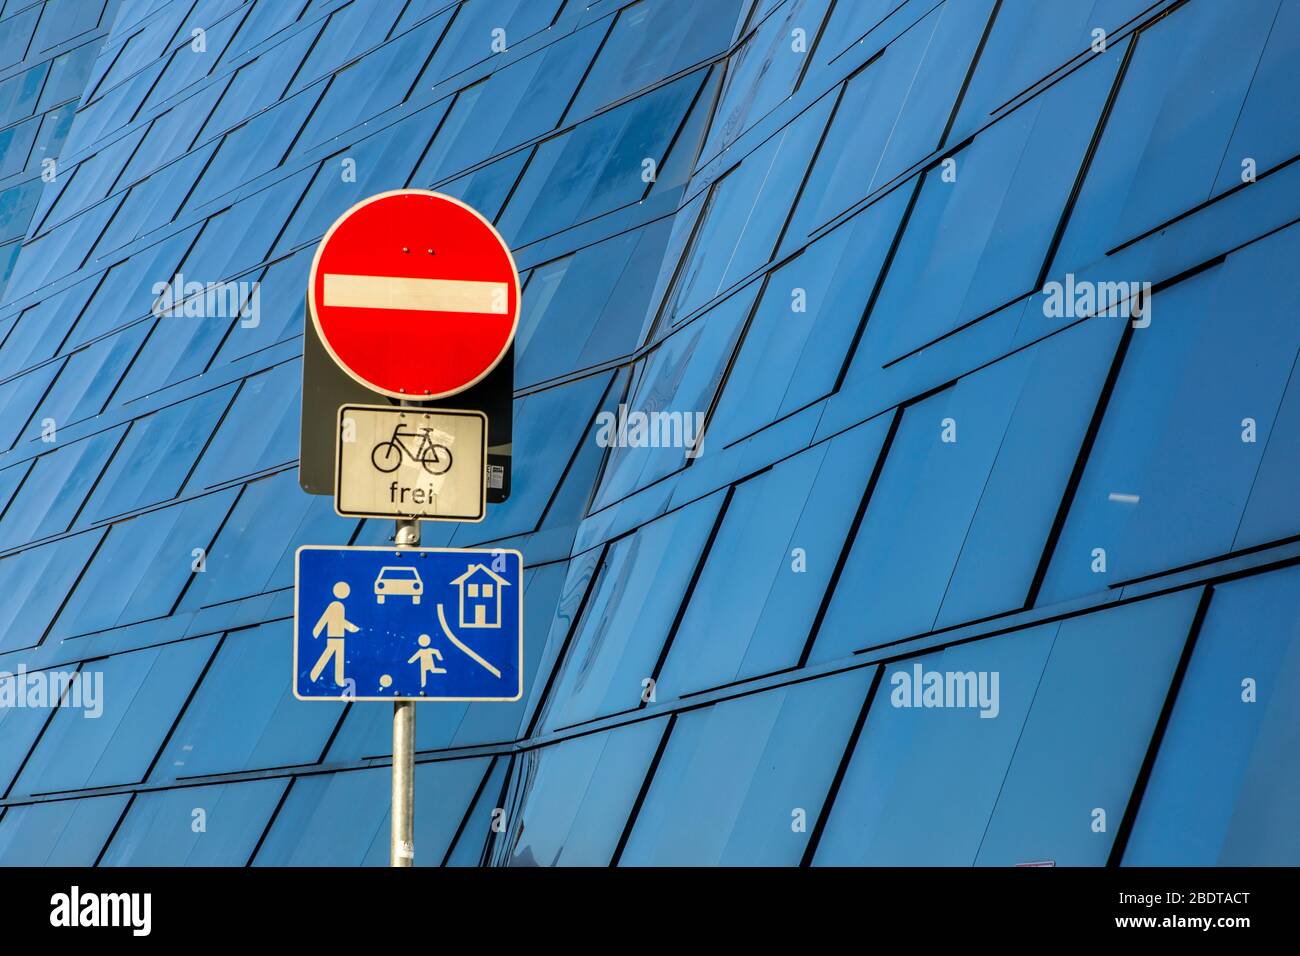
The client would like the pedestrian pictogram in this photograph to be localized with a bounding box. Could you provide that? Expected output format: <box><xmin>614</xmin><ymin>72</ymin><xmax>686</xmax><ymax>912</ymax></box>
<box><xmin>308</xmin><ymin>581</ymin><xmax>360</xmax><ymax>685</ymax></box>
<box><xmin>293</xmin><ymin>545</ymin><xmax>523</xmax><ymax>702</ymax></box>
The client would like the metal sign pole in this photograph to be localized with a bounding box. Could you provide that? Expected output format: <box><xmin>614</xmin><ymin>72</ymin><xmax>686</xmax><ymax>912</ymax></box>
<box><xmin>391</xmin><ymin>514</ymin><xmax>419</xmax><ymax>867</ymax></box>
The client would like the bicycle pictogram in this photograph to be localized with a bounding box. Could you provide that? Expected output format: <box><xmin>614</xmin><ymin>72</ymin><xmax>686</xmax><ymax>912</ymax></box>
<box><xmin>370</xmin><ymin>422</ymin><xmax>453</xmax><ymax>475</ymax></box>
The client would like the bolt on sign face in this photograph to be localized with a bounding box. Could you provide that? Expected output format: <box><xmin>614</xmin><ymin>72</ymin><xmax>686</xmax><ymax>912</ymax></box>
<box><xmin>308</xmin><ymin>189</ymin><xmax>520</xmax><ymax>400</ymax></box>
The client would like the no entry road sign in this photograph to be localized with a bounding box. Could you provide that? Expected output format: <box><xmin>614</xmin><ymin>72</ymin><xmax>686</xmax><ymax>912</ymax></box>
<box><xmin>293</xmin><ymin>546</ymin><xmax>523</xmax><ymax>702</ymax></box>
<box><xmin>335</xmin><ymin>404</ymin><xmax>486</xmax><ymax>521</ymax></box>
<box><xmin>307</xmin><ymin>190</ymin><xmax>520</xmax><ymax>400</ymax></box>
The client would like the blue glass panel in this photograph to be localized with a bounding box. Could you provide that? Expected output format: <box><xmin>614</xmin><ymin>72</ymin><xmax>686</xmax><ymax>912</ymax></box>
<box><xmin>497</xmin><ymin>71</ymin><xmax>704</xmax><ymax>247</ymax></box>
<box><xmin>2</xmin><ymin>274</ymin><xmax>93</xmax><ymax>374</ymax></box>
<box><xmin>416</xmin><ymin>0</ymin><xmax>564</xmax><ymax>92</ymax></box>
<box><xmin>811</xmin><ymin>0</ymin><xmax>905</xmax><ymax>69</ymax></box>
<box><xmin>656</xmin><ymin>418</ymin><xmax>889</xmax><ymax>698</ymax></box>
<box><xmin>954</xmin><ymin>0</ymin><xmax>1154</xmax><ymax>130</ymax></box>
<box><xmin>199</xmin><ymin>24</ymin><xmax>319</xmax><ymax>138</ymax></box>
<box><xmin>184</xmin><ymin>86</ymin><xmax>319</xmax><ymax>210</ymax></box>
<box><xmin>93</xmin><ymin>145</ymin><xmax>215</xmax><ymax>255</ymax></box>
<box><xmin>50</xmin><ymin>490</ymin><xmax>235</xmax><ymax>639</ymax></box>
<box><xmin>410</xmin><ymin>24</ymin><xmax>601</xmax><ymax>188</ymax></box>
<box><xmin>570</xmin><ymin>0</ymin><xmax>743</xmax><ymax>119</ymax></box>
<box><xmin>287</xmin><ymin>0</ymin><xmax>409</xmax><ymax>94</ymax></box>
<box><xmin>100</xmin><ymin>777</ymin><xmax>289</xmax><ymax>866</ymax></box>
<box><xmin>515</xmin><ymin>218</ymin><xmax>674</xmax><ymax>386</ymax></box>
<box><xmin>294</xmin><ymin>15</ymin><xmax>449</xmax><ymax>152</ymax></box>
<box><xmin>425</xmin><ymin>147</ymin><xmax>528</xmax><ymax>221</ymax></box>
<box><xmin>490</xmin><ymin>717</ymin><xmax>668</xmax><ymax>866</ymax></box>
<box><xmin>697</xmin><ymin>0</ymin><xmax>830</xmax><ymax>161</ymax></box>
<box><xmin>0</xmin><ymin>63</ymin><xmax>48</xmax><ymax>124</ymax></box>
<box><xmin>20</xmin><ymin>324</ymin><xmax>148</xmax><ymax>440</ymax></box>
<box><xmin>446</xmin><ymin>755</ymin><xmax>510</xmax><ymax>866</ymax></box>
<box><xmin>933</xmin><ymin>319</ymin><xmax>1121</xmax><ymax>626</ymax></box>
<box><xmin>40</xmin><ymin>43</ymin><xmax>98</xmax><ymax>112</ymax></box>
<box><xmin>0</xmin><ymin>794</ymin><xmax>129</xmax><ymax>865</ymax></box>
<box><xmin>0</xmin><ymin>665</ymin><xmax>58</xmax><ymax>794</ymax></box>
<box><xmin>518</xmin><ymin>549</ymin><xmax>603</xmax><ymax>731</ymax></box>
<box><xmin>0</xmin><ymin>531</ymin><xmax>105</xmax><ymax>653</ymax></box>
<box><xmin>0</xmin><ymin>458</ymin><xmax>26</xmax><ymax>517</ymax></box>
<box><xmin>0</xmin><ymin>6</ymin><xmax>38</xmax><ymax>70</ymax></box>
<box><xmin>184</xmin><ymin>361</ymin><xmax>300</xmax><ymax>490</ymax></box>
<box><xmin>788</xmin><ymin>0</ymin><xmax>992</xmax><ymax>242</ymax></box>
<box><xmin>661</xmin><ymin>92</ymin><xmax>832</xmax><ymax>326</ymax></box>
<box><xmin>708</xmin><ymin>183</ymin><xmax>910</xmax><ymax>445</ymax></box>
<box><xmin>860</xmin><ymin>44</ymin><xmax>1122</xmax><ymax>364</ymax></box>
<box><xmin>33</xmin><ymin>125</ymin><xmax>146</xmax><ymax>233</ymax></box>
<box><xmin>1038</xmin><ymin>226</ymin><xmax>1300</xmax><ymax>605</ymax></box>
<box><xmin>253</xmin><ymin>758</ymin><xmax>491</xmax><ymax>866</ymax></box>
<box><xmin>0</xmin><ymin>179</ymin><xmax>40</xmax><ymax>242</ymax></box>
<box><xmin>0</xmin><ymin>114</ymin><xmax>40</xmax><ymax>178</ymax></box>
<box><xmin>139</xmin><ymin>7</ymin><xmax>243</xmax><ymax>112</ymax></box>
<box><xmin>974</xmin><ymin>590</ymin><xmax>1198</xmax><ymax>865</ymax></box>
<box><xmin>592</xmin><ymin>284</ymin><xmax>759</xmax><ymax>510</ymax></box>
<box><xmin>814</xmin><ymin>627</ymin><xmax>1057</xmax><ymax>865</ymax></box>
<box><xmin>30</xmin><ymin>101</ymin><xmax>77</xmax><ymax>166</ymax></box>
<box><xmin>0</xmin><ymin>426</ymin><xmax>124</xmax><ymax>550</ymax></box>
<box><xmin>223</xmin><ymin>0</ymin><xmax>311</xmax><ymax>63</ymax></box>
<box><xmin>0</xmin><ymin>360</ymin><xmax>59</xmax><ymax>450</ymax></box>
<box><xmin>176</xmin><ymin>168</ymin><xmax>312</xmax><ymax>282</ymax></box>
<box><xmin>78</xmin><ymin>383</ymin><xmax>236</xmax><ymax>524</ymax></box>
<box><xmin>1235</xmin><ymin>357</ymin><xmax>1300</xmax><ymax>549</ymax></box>
<box><xmin>72</xmin><ymin>226</ymin><xmax>200</xmax><ymax>348</ymax></box>
<box><xmin>814</xmin><ymin>317</ymin><xmax>1119</xmax><ymax>659</ymax></box>
<box><xmin>66</xmin><ymin>61</ymin><xmax>167</xmax><ymax>155</ymax></box>
<box><xmin>458</xmin><ymin>372</ymin><xmax>610</xmax><ymax>543</ymax></box>
<box><xmin>179</xmin><ymin>470</ymin><xmax>357</xmax><ymax>610</ymax></box>
<box><xmin>1209</xmin><ymin>0</ymin><xmax>1300</xmax><ymax>197</ymax></box>
<box><xmin>13</xmin><ymin>635</ymin><xmax>219</xmax><ymax>794</ymax></box>
<box><xmin>275</xmin><ymin>113</ymin><xmax>442</xmax><ymax>252</ymax></box>
<box><xmin>539</xmin><ymin>492</ymin><xmax>725</xmax><ymax>730</ymax></box>
<box><xmin>32</xmin><ymin>0</ymin><xmax>108</xmax><ymax>50</ymax></box>
<box><xmin>621</xmin><ymin>667</ymin><xmax>870</xmax><ymax>865</ymax></box>
<box><xmin>1049</xmin><ymin>0</ymin><xmax>1279</xmax><ymax>273</ymax></box>
<box><xmin>152</xmin><ymin>621</ymin><xmax>342</xmax><ymax>780</ymax></box>
<box><xmin>1124</xmin><ymin>567</ymin><xmax>1300</xmax><ymax>865</ymax></box>
<box><xmin>212</xmin><ymin>247</ymin><xmax>312</xmax><ymax>364</ymax></box>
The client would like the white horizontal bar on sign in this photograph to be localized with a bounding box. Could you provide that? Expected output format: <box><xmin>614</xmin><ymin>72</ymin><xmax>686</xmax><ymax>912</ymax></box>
<box><xmin>323</xmin><ymin>273</ymin><xmax>509</xmax><ymax>314</ymax></box>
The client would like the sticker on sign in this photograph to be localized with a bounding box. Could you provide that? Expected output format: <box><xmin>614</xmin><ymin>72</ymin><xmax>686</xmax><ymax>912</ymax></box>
<box><xmin>335</xmin><ymin>404</ymin><xmax>486</xmax><ymax>521</ymax></box>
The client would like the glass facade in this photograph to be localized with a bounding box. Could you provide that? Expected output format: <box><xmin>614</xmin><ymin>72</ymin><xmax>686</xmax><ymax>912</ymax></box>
<box><xmin>0</xmin><ymin>0</ymin><xmax>1296</xmax><ymax>867</ymax></box>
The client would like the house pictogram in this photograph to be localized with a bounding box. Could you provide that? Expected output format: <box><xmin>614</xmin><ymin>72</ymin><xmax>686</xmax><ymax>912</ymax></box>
<box><xmin>450</xmin><ymin>563</ymin><xmax>511</xmax><ymax>628</ymax></box>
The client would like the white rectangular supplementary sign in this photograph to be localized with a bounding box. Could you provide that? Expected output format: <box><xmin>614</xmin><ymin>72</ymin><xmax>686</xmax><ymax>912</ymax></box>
<box><xmin>335</xmin><ymin>404</ymin><xmax>486</xmax><ymax>522</ymax></box>
<box><xmin>322</xmin><ymin>274</ymin><xmax>509</xmax><ymax>314</ymax></box>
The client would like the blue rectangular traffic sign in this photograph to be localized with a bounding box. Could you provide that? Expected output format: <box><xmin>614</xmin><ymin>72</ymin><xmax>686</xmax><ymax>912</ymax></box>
<box><xmin>293</xmin><ymin>545</ymin><xmax>523</xmax><ymax>702</ymax></box>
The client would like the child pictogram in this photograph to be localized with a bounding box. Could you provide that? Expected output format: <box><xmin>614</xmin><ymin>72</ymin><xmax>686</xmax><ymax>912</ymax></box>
<box><xmin>407</xmin><ymin>634</ymin><xmax>446</xmax><ymax>687</ymax></box>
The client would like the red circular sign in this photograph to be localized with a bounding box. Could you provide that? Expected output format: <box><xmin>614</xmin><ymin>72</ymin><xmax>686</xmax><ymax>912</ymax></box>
<box><xmin>308</xmin><ymin>190</ymin><xmax>520</xmax><ymax>399</ymax></box>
